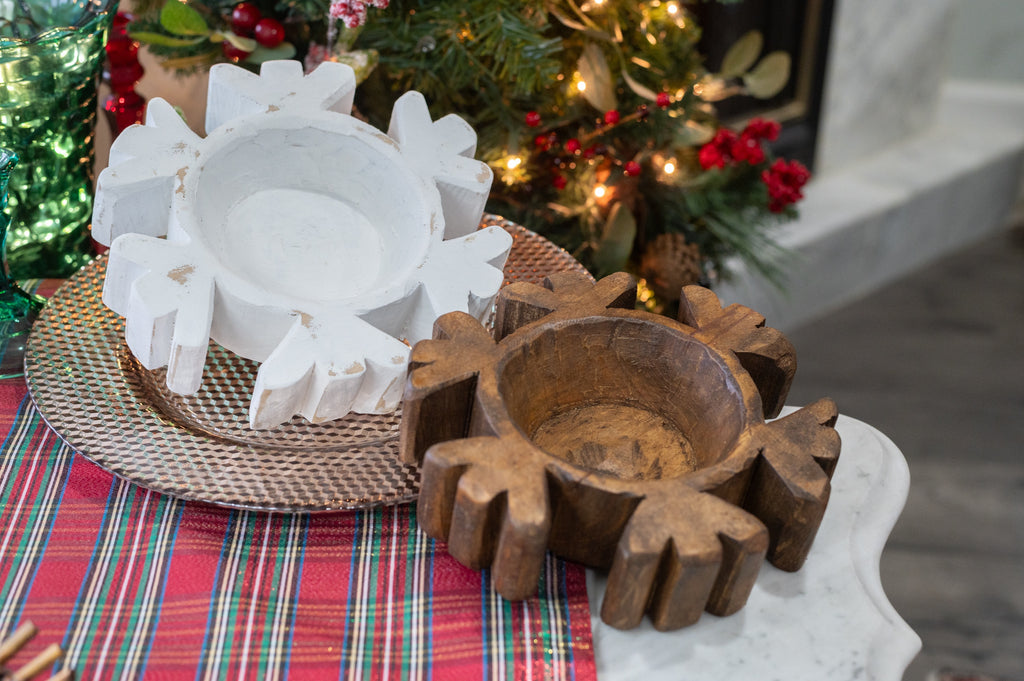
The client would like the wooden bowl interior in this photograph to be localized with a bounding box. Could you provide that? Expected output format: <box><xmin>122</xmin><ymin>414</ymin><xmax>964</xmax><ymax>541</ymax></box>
<box><xmin>498</xmin><ymin>316</ymin><xmax>747</xmax><ymax>481</ymax></box>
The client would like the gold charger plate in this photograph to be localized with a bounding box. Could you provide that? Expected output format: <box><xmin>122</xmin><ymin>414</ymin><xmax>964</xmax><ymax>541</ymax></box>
<box><xmin>24</xmin><ymin>217</ymin><xmax>590</xmax><ymax>512</ymax></box>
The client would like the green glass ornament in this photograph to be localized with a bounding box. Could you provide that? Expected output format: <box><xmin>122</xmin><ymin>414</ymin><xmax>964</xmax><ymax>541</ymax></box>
<box><xmin>0</xmin><ymin>0</ymin><xmax>117</xmax><ymax>278</ymax></box>
<box><xmin>0</xmin><ymin>149</ymin><xmax>45</xmax><ymax>378</ymax></box>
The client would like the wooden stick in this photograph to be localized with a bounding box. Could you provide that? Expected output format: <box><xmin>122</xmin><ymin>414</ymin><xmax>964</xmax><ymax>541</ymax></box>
<box><xmin>0</xmin><ymin>622</ymin><xmax>37</xmax><ymax>665</ymax></box>
<box><xmin>11</xmin><ymin>642</ymin><xmax>63</xmax><ymax>681</ymax></box>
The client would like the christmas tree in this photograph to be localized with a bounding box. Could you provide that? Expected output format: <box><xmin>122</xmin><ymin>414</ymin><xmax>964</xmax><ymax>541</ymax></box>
<box><xmin>130</xmin><ymin>0</ymin><xmax>810</xmax><ymax>311</ymax></box>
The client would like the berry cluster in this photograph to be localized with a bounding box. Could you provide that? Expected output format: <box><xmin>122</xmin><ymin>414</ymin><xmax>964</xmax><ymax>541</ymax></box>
<box><xmin>104</xmin><ymin>12</ymin><xmax>146</xmax><ymax>134</ymax></box>
<box><xmin>525</xmin><ymin>92</ymin><xmax>672</xmax><ymax>191</ymax></box>
<box><xmin>225</xmin><ymin>3</ymin><xmax>285</xmax><ymax>60</ymax></box>
<box><xmin>762</xmin><ymin>159</ymin><xmax>810</xmax><ymax>213</ymax></box>
<box><xmin>697</xmin><ymin>118</ymin><xmax>780</xmax><ymax>170</ymax></box>
<box><xmin>329</xmin><ymin>0</ymin><xmax>391</xmax><ymax>29</ymax></box>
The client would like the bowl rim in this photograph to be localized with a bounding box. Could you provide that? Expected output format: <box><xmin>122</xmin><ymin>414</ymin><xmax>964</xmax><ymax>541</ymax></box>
<box><xmin>0</xmin><ymin>2</ymin><xmax>115</xmax><ymax>47</ymax></box>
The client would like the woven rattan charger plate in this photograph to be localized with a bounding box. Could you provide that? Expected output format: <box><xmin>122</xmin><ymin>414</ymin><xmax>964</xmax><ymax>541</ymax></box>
<box><xmin>25</xmin><ymin>216</ymin><xmax>590</xmax><ymax>512</ymax></box>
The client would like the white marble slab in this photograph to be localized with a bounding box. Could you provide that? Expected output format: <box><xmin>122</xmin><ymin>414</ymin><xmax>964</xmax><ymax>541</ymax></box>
<box><xmin>717</xmin><ymin>81</ymin><xmax>1024</xmax><ymax>332</ymax></box>
<box><xmin>817</xmin><ymin>0</ymin><xmax>955</xmax><ymax>172</ymax></box>
<box><xmin>589</xmin><ymin>411</ymin><xmax>921</xmax><ymax>681</ymax></box>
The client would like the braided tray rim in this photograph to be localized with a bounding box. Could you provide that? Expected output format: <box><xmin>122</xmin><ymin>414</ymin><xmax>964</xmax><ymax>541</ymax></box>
<box><xmin>24</xmin><ymin>216</ymin><xmax>589</xmax><ymax>512</ymax></box>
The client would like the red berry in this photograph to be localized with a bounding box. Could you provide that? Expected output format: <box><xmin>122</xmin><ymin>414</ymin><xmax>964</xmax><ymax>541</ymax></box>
<box><xmin>105</xmin><ymin>38</ymin><xmax>139</xmax><ymax>66</ymax></box>
<box><xmin>583</xmin><ymin>146</ymin><xmax>597</xmax><ymax>159</ymax></box>
<box><xmin>231</xmin><ymin>2</ymin><xmax>261</xmax><ymax>34</ymax></box>
<box><xmin>565</xmin><ymin>138</ymin><xmax>581</xmax><ymax>154</ymax></box>
<box><xmin>109</xmin><ymin>62</ymin><xmax>145</xmax><ymax>92</ymax></box>
<box><xmin>624</xmin><ymin>160</ymin><xmax>642</xmax><ymax>177</ymax></box>
<box><xmin>656</xmin><ymin>91</ymin><xmax>671</xmax><ymax>108</ymax></box>
<box><xmin>525</xmin><ymin>111</ymin><xmax>542</xmax><ymax>127</ymax></box>
<box><xmin>604</xmin><ymin>110</ymin><xmax>620</xmax><ymax>125</ymax></box>
<box><xmin>552</xmin><ymin>174</ymin><xmax>568</xmax><ymax>190</ymax></box>
<box><xmin>222</xmin><ymin>40</ymin><xmax>252</xmax><ymax>61</ymax></box>
<box><xmin>254</xmin><ymin>17</ymin><xmax>285</xmax><ymax>47</ymax></box>
<box><xmin>110</xmin><ymin>12</ymin><xmax>132</xmax><ymax>41</ymax></box>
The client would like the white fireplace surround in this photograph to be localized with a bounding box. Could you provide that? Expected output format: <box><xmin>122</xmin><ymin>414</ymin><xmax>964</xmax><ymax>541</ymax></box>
<box><xmin>716</xmin><ymin>0</ymin><xmax>1024</xmax><ymax>330</ymax></box>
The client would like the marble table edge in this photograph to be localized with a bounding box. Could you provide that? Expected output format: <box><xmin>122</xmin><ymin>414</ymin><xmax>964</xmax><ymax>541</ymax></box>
<box><xmin>855</xmin><ymin>421</ymin><xmax>923</xmax><ymax>681</ymax></box>
<box><xmin>586</xmin><ymin>409</ymin><xmax>922</xmax><ymax>681</ymax></box>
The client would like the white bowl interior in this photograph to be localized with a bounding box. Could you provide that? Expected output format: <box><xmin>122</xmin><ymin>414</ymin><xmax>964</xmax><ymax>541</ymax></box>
<box><xmin>192</xmin><ymin>124</ymin><xmax>433</xmax><ymax>304</ymax></box>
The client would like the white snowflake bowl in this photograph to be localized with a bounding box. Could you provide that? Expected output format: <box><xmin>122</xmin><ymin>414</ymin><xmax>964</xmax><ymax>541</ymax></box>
<box><xmin>93</xmin><ymin>60</ymin><xmax>512</xmax><ymax>429</ymax></box>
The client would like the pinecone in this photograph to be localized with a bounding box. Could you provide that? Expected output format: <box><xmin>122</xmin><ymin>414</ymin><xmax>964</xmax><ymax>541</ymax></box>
<box><xmin>639</xmin><ymin>233</ymin><xmax>703</xmax><ymax>303</ymax></box>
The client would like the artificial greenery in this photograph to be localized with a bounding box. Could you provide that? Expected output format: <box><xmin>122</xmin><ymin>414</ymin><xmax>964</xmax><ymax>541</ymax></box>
<box><xmin>127</xmin><ymin>0</ymin><xmax>808</xmax><ymax>304</ymax></box>
<box><xmin>352</xmin><ymin>0</ymin><xmax>799</xmax><ymax>293</ymax></box>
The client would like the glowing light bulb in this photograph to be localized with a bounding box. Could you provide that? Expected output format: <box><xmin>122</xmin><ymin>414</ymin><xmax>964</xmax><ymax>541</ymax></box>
<box><xmin>667</xmin><ymin>2</ymin><xmax>679</xmax><ymax>14</ymax></box>
<box><xmin>577</xmin><ymin>80</ymin><xmax>587</xmax><ymax>93</ymax></box>
<box><xmin>507</xmin><ymin>156</ymin><xmax>522</xmax><ymax>170</ymax></box>
<box><xmin>594</xmin><ymin>185</ymin><xmax>607</xmax><ymax>199</ymax></box>
<box><xmin>663</xmin><ymin>161</ymin><xmax>676</xmax><ymax>174</ymax></box>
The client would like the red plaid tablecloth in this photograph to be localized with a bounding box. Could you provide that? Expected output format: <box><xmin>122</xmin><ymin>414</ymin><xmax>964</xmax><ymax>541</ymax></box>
<box><xmin>0</xmin><ymin>282</ymin><xmax>596</xmax><ymax>680</ymax></box>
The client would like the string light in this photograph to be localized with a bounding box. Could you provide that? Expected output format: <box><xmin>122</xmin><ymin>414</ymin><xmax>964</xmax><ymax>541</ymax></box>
<box><xmin>663</xmin><ymin>160</ymin><xmax>676</xmax><ymax>174</ymax></box>
<box><xmin>570</xmin><ymin>71</ymin><xmax>587</xmax><ymax>94</ymax></box>
<box><xmin>666</xmin><ymin>2</ymin><xmax>679</xmax><ymax>14</ymax></box>
<box><xmin>497</xmin><ymin>155</ymin><xmax>525</xmax><ymax>186</ymax></box>
<box><xmin>594</xmin><ymin>185</ymin><xmax>607</xmax><ymax>199</ymax></box>
<box><xmin>637</xmin><ymin>279</ymin><xmax>654</xmax><ymax>303</ymax></box>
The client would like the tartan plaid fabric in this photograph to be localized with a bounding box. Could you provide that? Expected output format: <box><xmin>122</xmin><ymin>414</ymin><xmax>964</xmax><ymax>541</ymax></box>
<box><xmin>0</xmin><ymin>283</ymin><xmax>596</xmax><ymax>680</ymax></box>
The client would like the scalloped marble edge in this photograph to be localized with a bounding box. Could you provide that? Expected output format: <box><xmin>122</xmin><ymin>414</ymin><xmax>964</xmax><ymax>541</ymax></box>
<box><xmin>587</xmin><ymin>410</ymin><xmax>921</xmax><ymax>681</ymax></box>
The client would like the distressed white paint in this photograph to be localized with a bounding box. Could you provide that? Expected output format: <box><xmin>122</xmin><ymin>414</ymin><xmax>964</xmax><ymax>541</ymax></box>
<box><xmin>94</xmin><ymin>60</ymin><xmax>510</xmax><ymax>429</ymax></box>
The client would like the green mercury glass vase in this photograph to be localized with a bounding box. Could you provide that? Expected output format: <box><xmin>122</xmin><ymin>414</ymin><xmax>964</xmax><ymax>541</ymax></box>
<box><xmin>0</xmin><ymin>0</ymin><xmax>117</xmax><ymax>278</ymax></box>
<box><xmin>0</xmin><ymin>149</ymin><xmax>45</xmax><ymax>378</ymax></box>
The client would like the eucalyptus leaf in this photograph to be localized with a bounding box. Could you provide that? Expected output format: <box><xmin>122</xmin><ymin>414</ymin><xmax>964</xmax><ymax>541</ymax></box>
<box><xmin>743</xmin><ymin>51</ymin><xmax>791</xmax><ymax>99</ymax></box>
<box><xmin>129</xmin><ymin>30</ymin><xmax>206</xmax><ymax>47</ymax></box>
<box><xmin>592</xmin><ymin>202</ymin><xmax>637</xmax><ymax>276</ymax></box>
<box><xmin>221</xmin><ymin>30</ymin><xmax>257</xmax><ymax>52</ymax></box>
<box><xmin>330</xmin><ymin>48</ymin><xmax>380</xmax><ymax>83</ymax></box>
<box><xmin>245</xmin><ymin>42</ymin><xmax>298</xmax><ymax>65</ymax></box>
<box><xmin>696</xmin><ymin>76</ymin><xmax>731</xmax><ymax>102</ymax></box>
<box><xmin>622</xmin><ymin>68</ymin><xmax>658</xmax><ymax>102</ymax></box>
<box><xmin>719</xmin><ymin>30</ymin><xmax>762</xmax><ymax>78</ymax></box>
<box><xmin>548</xmin><ymin>4</ymin><xmax>615</xmax><ymax>43</ymax></box>
<box><xmin>160</xmin><ymin>0</ymin><xmax>209</xmax><ymax>36</ymax></box>
<box><xmin>577</xmin><ymin>42</ymin><xmax>617</xmax><ymax>113</ymax></box>
<box><xmin>674</xmin><ymin>119</ymin><xmax>715</xmax><ymax>146</ymax></box>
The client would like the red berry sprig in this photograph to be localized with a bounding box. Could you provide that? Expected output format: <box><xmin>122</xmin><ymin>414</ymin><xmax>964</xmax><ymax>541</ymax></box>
<box><xmin>525</xmin><ymin>96</ymin><xmax>683</xmax><ymax>195</ymax></box>
<box><xmin>222</xmin><ymin>41</ymin><xmax>252</xmax><ymax>61</ymax></box>
<box><xmin>762</xmin><ymin>159</ymin><xmax>810</xmax><ymax>213</ymax></box>
<box><xmin>698</xmin><ymin>118</ymin><xmax>782</xmax><ymax>170</ymax></box>
<box><xmin>254</xmin><ymin>17</ymin><xmax>285</xmax><ymax>48</ymax></box>
<box><xmin>230</xmin><ymin>2</ymin><xmax>261</xmax><ymax>34</ymax></box>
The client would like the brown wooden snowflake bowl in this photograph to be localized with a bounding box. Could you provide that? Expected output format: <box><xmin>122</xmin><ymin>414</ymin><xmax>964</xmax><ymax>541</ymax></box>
<box><xmin>400</xmin><ymin>271</ymin><xmax>842</xmax><ymax>631</ymax></box>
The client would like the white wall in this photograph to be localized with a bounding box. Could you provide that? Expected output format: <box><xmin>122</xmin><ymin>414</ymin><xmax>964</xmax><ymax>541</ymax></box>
<box><xmin>948</xmin><ymin>0</ymin><xmax>1024</xmax><ymax>83</ymax></box>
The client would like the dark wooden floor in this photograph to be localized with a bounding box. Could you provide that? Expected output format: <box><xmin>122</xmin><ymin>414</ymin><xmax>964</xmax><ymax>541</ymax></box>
<box><xmin>785</xmin><ymin>218</ymin><xmax>1024</xmax><ymax>681</ymax></box>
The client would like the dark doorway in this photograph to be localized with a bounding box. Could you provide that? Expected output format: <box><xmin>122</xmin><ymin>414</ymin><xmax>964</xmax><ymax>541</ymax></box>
<box><xmin>692</xmin><ymin>0</ymin><xmax>835</xmax><ymax>169</ymax></box>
